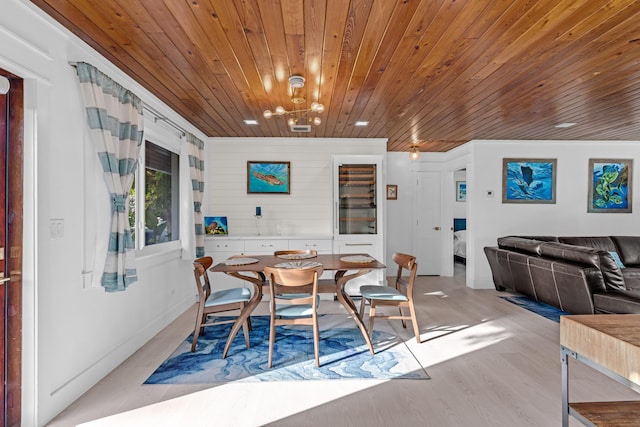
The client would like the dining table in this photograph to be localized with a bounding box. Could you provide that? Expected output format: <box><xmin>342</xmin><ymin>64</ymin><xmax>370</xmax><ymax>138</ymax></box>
<box><xmin>210</xmin><ymin>253</ymin><xmax>386</xmax><ymax>358</ymax></box>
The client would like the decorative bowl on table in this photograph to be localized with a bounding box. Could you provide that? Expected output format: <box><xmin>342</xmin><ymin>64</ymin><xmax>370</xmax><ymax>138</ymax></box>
<box><xmin>274</xmin><ymin>261</ymin><xmax>323</xmax><ymax>269</ymax></box>
<box><xmin>340</xmin><ymin>255</ymin><xmax>375</xmax><ymax>264</ymax></box>
<box><xmin>224</xmin><ymin>257</ymin><xmax>260</xmax><ymax>266</ymax></box>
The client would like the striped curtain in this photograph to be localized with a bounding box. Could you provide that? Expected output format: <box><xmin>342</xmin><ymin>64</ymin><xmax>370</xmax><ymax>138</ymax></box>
<box><xmin>187</xmin><ymin>132</ymin><xmax>205</xmax><ymax>257</ymax></box>
<box><xmin>76</xmin><ymin>62</ymin><xmax>144</xmax><ymax>292</ymax></box>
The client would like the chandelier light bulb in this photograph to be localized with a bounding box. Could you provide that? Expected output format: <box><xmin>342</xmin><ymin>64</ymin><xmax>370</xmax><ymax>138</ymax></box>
<box><xmin>263</xmin><ymin>110</ymin><xmax>273</xmax><ymax>119</ymax></box>
<box><xmin>311</xmin><ymin>102</ymin><xmax>324</xmax><ymax>113</ymax></box>
<box><xmin>287</xmin><ymin>117</ymin><xmax>296</xmax><ymax>127</ymax></box>
<box><xmin>313</xmin><ymin>117</ymin><xmax>321</xmax><ymax>126</ymax></box>
<box><xmin>275</xmin><ymin>106</ymin><xmax>286</xmax><ymax>115</ymax></box>
<box><xmin>409</xmin><ymin>146</ymin><xmax>421</xmax><ymax>160</ymax></box>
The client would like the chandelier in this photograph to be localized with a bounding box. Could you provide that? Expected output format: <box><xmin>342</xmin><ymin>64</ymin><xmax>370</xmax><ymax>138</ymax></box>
<box><xmin>263</xmin><ymin>75</ymin><xmax>324</xmax><ymax>132</ymax></box>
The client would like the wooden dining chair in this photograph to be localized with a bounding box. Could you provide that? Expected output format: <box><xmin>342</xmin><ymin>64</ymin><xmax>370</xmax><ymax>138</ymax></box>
<box><xmin>191</xmin><ymin>256</ymin><xmax>252</xmax><ymax>352</ymax></box>
<box><xmin>273</xmin><ymin>249</ymin><xmax>319</xmax><ymax>297</ymax></box>
<box><xmin>263</xmin><ymin>265</ymin><xmax>324</xmax><ymax>368</ymax></box>
<box><xmin>359</xmin><ymin>252</ymin><xmax>421</xmax><ymax>343</ymax></box>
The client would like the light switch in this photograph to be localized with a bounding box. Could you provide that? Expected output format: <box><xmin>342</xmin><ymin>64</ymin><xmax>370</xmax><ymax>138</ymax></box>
<box><xmin>50</xmin><ymin>219</ymin><xmax>64</xmax><ymax>239</ymax></box>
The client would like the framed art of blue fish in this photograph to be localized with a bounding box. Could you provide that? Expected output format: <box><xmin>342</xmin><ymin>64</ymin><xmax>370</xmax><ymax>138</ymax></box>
<box><xmin>588</xmin><ymin>158</ymin><xmax>632</xmax><ymax>213</ymax></box>
<box><xmin>502</xmin><ymin>158</ymin><xmax>557</xmax><ymax>204</ymax></box>
<box><xmin>247</xmin><ymin>161</ymin><xmax>290</xmax><ymax>194</ymax></box>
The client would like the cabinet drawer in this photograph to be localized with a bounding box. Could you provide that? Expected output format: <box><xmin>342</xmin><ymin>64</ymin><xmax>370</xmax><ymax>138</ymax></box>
<box><xmin>244</xmin><ymin>239</ymin><xmax>288</xmax><ymax>253</ymax></box>
<box><xmin>289</xmin><ymin>239</ymin><xmax>333</xmax><ymax>252</ymax></box>
<box><xmin>205</xmin><ymin>239</ymin><xmax>244</xmax><ymax>253</ymax></box>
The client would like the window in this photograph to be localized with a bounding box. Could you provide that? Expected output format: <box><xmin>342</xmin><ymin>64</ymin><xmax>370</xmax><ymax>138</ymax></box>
<box><xmin>130</xmin><ymin>140</ymin><xmax>180</xmax><ymax>248</ymax></box>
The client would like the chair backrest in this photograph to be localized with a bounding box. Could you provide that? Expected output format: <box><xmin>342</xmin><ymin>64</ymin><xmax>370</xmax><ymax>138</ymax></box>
<box><xmin>274</xmin><ymin>249</ymin><xmax>318</xmax><ymax>257</ymax></box>
<box><xmin>264</xmin><ymin>265</ymin><xmax>323</xmax><ymax>306</ymax></box>
<box><xmin>193</xmin><ymin>256</ymin><xmax>214</xmax><ymax>300</ymax></box>
<box><xmin>392</xmin><ymin>252</ymin><xmax>418</xmax><ymax>296</ymax></box>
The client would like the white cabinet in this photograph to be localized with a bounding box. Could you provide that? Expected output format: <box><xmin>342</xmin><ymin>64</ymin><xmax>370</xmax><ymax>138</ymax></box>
<box><xmin>204</xmin><ymin>236</ymin><xmax>334</xmax><ymax>290</ymax></box>
<box><xmin>244</xmin><ymin>239</ymin><xmax>288</xmax><ymax>254</ymax></box>
<box><xmin>333</xmin><ymin>155</ymin><xmax>386</xmax><ymax>293</ymax></box>
<box><xmin>204</xmin><ymin>239</ymin><xmax>248</xmax><ymax>290</ymax></box>
<box><xmin>288</xmin><ymin>238</ymin><xmax>332</xmax><ymax>254</ymax></box>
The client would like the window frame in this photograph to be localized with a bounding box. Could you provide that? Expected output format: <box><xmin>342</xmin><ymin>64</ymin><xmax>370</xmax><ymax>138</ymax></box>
<box><xmin>133</xmin><ymin>122</ymin><xmax>183</xmax><ymax>255</ymax></box>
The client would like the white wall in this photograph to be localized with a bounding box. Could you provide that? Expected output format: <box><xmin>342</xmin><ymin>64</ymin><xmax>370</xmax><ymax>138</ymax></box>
<box><xmin>470</xmin><ymin>140</ymin><xmax>640</xmax><ymax>289</ymax></box>
<box><xmin>1</xmin><ymin>2</ymin><xmax>207</xmax><ymax>425</ymax></box>
<box><xmin>385</xmin><ymin>152</ymin><xmax>418</xmax><ymax>258</ymax></box>
<box><xmin>204</xmin><ymin>138</ymin><xmax>386</xmax><ymax>236</ymax></box>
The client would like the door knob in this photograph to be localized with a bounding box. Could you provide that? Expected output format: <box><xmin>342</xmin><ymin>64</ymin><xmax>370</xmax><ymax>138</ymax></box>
<box><xmin>433</xmin><ymin>226</ymin><xmax>440</xmax><ymax>231</ymax></box>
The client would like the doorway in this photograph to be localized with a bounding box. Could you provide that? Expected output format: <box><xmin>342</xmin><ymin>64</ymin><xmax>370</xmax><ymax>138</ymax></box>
<box><xmin>0</xmin><ymin>69</ymin><xmax>24</xmax><ymax>427</ymax></box>
<box><xmin>453</xmin><ymin>168</ymin><xmax>467</xmax><ymax>277</ymax></box>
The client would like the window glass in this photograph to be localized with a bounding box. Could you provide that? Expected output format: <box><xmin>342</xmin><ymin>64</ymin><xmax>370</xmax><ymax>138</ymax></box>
<box><xmin>130</xmin><ymin>140</ymin><xmax>180</xmax><ymax>247</ymax></box>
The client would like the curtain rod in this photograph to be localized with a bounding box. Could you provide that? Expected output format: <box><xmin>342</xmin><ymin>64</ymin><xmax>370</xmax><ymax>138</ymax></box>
<box><xmin>69</xmin><ymin>61</ymin><xmax>187</xmax><ymax>138</ymax></box>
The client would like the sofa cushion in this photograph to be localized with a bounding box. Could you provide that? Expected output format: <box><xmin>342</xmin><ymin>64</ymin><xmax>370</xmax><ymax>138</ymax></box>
<box><xmin>539</xmin><ymin>242</ymin><xmax>626</xmax><ymax>291</ymax></box>
<box><xmin>609</xmin><ymin>251</ymin><xmax>626</xmax><ymax>269</ymax></box>
<box><xmin>621</xmin><ymin>267</ymin><xmax>640</xmax><ymax>291</ymax></box>
<box><xmin>593</xmin><ymin>290</ymin><xmax>640</xmax><ymax>314</ymax></box>
<box><xmin>497</xmin><ymin>237</ymin><xmax>544</xmax><ymax>255</ymax></box>
<box><xmin>558</xmin><ymin>236</ymin><xmax>617</xmax><ymax>252</ymax></box>
<box><xmin>611</xmin><ymin>236</ymin><xmax>640</xmax><ymax>266</ymax></box>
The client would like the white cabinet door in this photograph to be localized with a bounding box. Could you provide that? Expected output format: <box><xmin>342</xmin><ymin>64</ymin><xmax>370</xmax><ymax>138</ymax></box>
<box><xmin>288</xmin><ymin>239</ymin><xmax>332</xmax><ymax>254</ymax></box>
<box><xmin>334</xmin><ymin>239</ymin><xmax>385</xmax><ymax>295</ymax></box>
<box><xmin>204</xmin><ymin>239</ymin><xmax>247</xmax><ymax>290</ymax></box>
<box><xmin>244</xmin><ymin>239</ymin><xmax>288</xmax><ymax>254</ymax></box>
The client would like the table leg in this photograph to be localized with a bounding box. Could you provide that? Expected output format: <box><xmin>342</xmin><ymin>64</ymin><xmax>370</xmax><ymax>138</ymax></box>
<box><xmin>222</xmin><ymin>272</ymin><xmax>264</xmax><ymax>359</ymax></box>
<box><xmin>335</xmin><ymin>269</ymin><xmax>375</xmax><ymax>354</ymax></box>
<box><xmin>561</xmin><ymin>346</ymin><xmax>570</xmax><ymax>427</ymax></box>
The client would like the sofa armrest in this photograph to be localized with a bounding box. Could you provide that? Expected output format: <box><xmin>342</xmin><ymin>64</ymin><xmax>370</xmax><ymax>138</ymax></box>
<box><xmin>497</xmin><ymin>236</ymin><xmax>544</xmax><ymax>255</ymax></box>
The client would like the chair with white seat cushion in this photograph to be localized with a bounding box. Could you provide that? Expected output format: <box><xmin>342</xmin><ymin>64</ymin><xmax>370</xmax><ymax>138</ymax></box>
<box><xmin>191</xmin><ymin>256</ymin><xmax>252</xmax><ymax>353</ymax></box>
<box><xmin>264</xmin><ymin>265</ymin><xmax>324</xmax><ymax>368</ymax></box>
<box><xmin>359</xmin><ymin>252</ymin><xmax>421</xmax><ymax>343</ymax></box>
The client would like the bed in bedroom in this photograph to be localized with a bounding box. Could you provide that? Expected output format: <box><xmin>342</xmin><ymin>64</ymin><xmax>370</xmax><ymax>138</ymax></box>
<box><xmin>453</xmin><ymin>218</ymin><xmax>466</xmax><ymax>264</ymax></box>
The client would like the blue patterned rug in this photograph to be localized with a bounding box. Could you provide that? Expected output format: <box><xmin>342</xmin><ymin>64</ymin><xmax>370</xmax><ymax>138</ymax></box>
<box><xmin>500</xmin><ymin>295</ymin><xmax>569</xmax><ymax>323</ymax></box>
<box><xmin>145</xmin><ymin>315</ymin><xmax>429</xmax><ymax>383</ymax></box>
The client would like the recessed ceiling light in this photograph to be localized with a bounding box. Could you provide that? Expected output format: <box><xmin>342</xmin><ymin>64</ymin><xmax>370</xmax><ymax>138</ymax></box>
<box><xmin>355</xmin><ymin>121</ymin><xmax>369</xmax><ymax>126</ymax></box>
<box><xmin>244</xmin><ymin>119</ymin><xmax>259</xmax><ymax>125</ymax></box>
<box><xmin>554</xmin><ymin>122</ymin><xmax>577</xmax><ymax>128</ymax></box>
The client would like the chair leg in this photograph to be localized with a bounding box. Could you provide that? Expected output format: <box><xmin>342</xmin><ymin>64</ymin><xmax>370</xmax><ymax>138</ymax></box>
<box><xmin>399</xmin><ymin>306</ymin><xmax>407</xmax><ymax>329</ymax></box>
<box><xmin>359</xmin><ymin>297</ymin><xmax>367</xmax><ymax>318</ymax></box>
<box><xmin>408</xmin><ymin>301</ymin><xmax>421</xmax><ymax>343</ymax></box>
<box><xmin>313</xmin><ymin>313</ymin><xmax>320</xmax><ymax>368</ymax></box>
<box><xmin>368</xmin><ymin>302</ymin><xmax>376</xmax><ymax>338</ymax></box>
<box><xmin>268</xmin><ymin>312</ymin><xmax>276</xmax><ymax>368</ymax></box>
<box><xmin>191</xmin><ymin>307</ymin><xmax>205</xmax><ymax>352</ymax></box>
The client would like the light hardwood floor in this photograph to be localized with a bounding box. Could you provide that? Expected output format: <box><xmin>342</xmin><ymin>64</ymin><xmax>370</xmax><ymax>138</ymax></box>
<box><xmin>46</xmin><ymin>264</ymin><xmax>639</xmax><ymax>426</ymax></box>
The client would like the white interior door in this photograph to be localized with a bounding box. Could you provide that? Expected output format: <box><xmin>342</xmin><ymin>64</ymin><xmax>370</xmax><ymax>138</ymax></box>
<box><xmin>413</xmin><ymin>172</ymin><xmax>442</xmax><ymax>275</ymax></box>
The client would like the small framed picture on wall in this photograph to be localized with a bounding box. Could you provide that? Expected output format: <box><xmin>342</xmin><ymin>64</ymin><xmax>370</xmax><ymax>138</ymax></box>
<box><xmin>456</xmin><ymin>181</ymin><xmax>466</xmax><ymax>202</ymax></box>
<box><xmin>386</xmin><ymin>184</ymin><xmax>398</xmax><ymax>200</ymax></box>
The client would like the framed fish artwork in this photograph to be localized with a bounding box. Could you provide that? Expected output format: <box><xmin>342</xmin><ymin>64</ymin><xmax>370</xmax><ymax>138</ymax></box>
<box><xmin>502</xmin><ymin>158</ymin><xmax>557</xmax><ymax>204</ymax></box>
<box><xmin>588</xmin><ymin>158</ymin><xmax>632</xmax><ymax>213</ymax></box>
<box><xmin>247</xmin><ymin>161</ymin><xmax>291</xmax><ymax>194</ymax></box>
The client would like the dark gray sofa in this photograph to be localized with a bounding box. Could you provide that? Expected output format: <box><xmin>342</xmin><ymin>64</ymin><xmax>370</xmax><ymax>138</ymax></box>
<box><xmin>484</xmin><ymin>236</ymin><xmax>640</xmax><ymax>314</ymax></box>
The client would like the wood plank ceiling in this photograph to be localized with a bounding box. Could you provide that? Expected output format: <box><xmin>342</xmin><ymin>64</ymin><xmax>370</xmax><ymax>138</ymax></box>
<box><xmin>30</xmin><ymin>0</ymin><xmax>640</xmax><ymax>152</ymax></box>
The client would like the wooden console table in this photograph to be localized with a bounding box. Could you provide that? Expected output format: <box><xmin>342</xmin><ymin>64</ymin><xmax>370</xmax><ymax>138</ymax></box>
<box><xmin>560</xmin><ymin>314</ymin><xmax>640</xmax><ymax>426</ymax></box>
